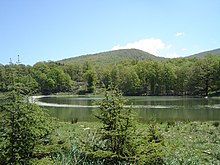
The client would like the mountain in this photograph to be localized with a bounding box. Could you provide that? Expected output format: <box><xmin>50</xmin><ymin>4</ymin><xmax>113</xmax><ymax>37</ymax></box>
<box><xmin>187</xmin><ymin>48</ymin><xmax>220</xmax><ymax>58</ymax></box>
<box><xmin>57</xmin><ymin>48</ymin><xmax>220</xmax><ymax>66</ymax></box>
<box><xmin>58</xmin><ymin>49</ymin><xmax>164</xmax><ymax>66</ymax></box>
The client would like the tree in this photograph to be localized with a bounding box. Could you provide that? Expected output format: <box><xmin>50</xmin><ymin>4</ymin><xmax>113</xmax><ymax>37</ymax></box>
<box><xmin>215</xmin><ymin>60</ymin><xmax>220</xmax><ymax>92</ymax></box>
<box><xmin>100</xmin><ymin>68</ymin><xmax>111</xmax><ymax>89</ymax></box>
<box><xmin>0</xmin><ymin>83</ymin><xmax>51</xmax><ymax>164</ymax></box>
<box><xmin>119</xmin><ymin>67</ymin><xmax>141</xmax><ymax>95</ymax></box>
<box><xmin>0</xmin><ymin>65</ymin><xmax>6</xmax><ymax>91</ymax></box>
<box><xmin>83</xmin><ymin>69</ymin><xmax>97</xmax><ymax>93</ymax></box>
<box><xmin>160</xmin><ymin>63</ymin><xmax>176</xmax><ymax>95</ymax></box>
<box><xmin>84</xmin><ymin>87</ymin><xmax>164</xmax><ymax>164</ymax></box>
<box><xmin>188</xmin><ymin>55</ymin><xmax>217</xmax><ymax>96</ymax></box>
<box><xmin>110</xmin><ymin>65</ymin><xmax>120</xmax><ymax>87</ymax></box>
<box><xmin>63</xmin><ymin>64</ymin><xmax>83</xmax><ymax>82</ymax></box>
<box><xmin>135</xmin><ymin>61</ymin><xmax>149</xmax><ymax>95</ymax></box>
<box><xmin>87</xmin><ymin>87</ymin><xmax>137</xmax><ymax>164</ymax></box>
<box><xmin>147</xmin><ymin>61</ymin><xmax>162</xmax><ymax>95</ymax></box>
<box><xmin>48</xmin><ymin>67</ymin><xmax>73</xmax><ymax>92</ymax></box>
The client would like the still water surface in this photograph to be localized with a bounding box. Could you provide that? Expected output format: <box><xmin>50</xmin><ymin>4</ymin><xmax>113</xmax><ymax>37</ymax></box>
<box><xmin>37</xmin><ymin>95</ymin><xmax>220</xmax><ymax>122</ymax></box>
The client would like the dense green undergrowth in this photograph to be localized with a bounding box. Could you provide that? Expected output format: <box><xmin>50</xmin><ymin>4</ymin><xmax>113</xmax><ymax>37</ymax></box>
<box><xmin>32</xmin><ymin>121</ymin><xmax>220</xmax><ymax>164</ymax></box>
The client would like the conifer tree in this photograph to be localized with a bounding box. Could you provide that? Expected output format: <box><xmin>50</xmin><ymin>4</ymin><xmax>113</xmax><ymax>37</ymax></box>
<box><xmin>0</xmin><ymin>83</ymin><xmax>51</xmax><ymax>164</ymax></box>
<box><xmin>88</xmin><ymin>86</ymin><xmax>137</xmax><ymax>164</ymax></box>
<box><xmin>84</xmin><ymin>86</ymin><xmax>164</xmax><ymax>164</ymax></box>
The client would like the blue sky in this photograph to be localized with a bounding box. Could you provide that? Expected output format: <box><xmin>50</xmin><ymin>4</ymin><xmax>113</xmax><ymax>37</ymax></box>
<box><xmin>0</xmin><ymin>0</ymin><xmax>220</xmax><ymax>65</ymax></box>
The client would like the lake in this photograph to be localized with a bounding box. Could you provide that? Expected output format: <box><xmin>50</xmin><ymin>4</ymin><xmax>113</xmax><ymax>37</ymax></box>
<box><xmin>36</xmin><ymin>95</ymin><xmax>220</xmax><ymax>122</ymax></box>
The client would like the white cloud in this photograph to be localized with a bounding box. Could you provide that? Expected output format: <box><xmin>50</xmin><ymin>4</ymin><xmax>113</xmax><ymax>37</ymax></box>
<box><xmin>112</xmin><ymin>38</ymin><xmax>165</xmax><ymax>55</ymax></box>
<box><xmin>175</xmin><ymin>32</ymin><xmax>184</xmax><ymax>37</ymax></box>
<box><xmin>111</xmin><ymin>38</ymin><xmax>185</xmax><ymax>58</ymax></box>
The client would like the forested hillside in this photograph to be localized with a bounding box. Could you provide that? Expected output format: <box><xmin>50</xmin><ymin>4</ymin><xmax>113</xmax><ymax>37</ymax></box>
<box><xmin>188</xmin><ymin>48</ymin><xmax>220</xmax><ymax>58</ymax></box>
<box><xmin>1</xmin><ymin>49</ymin><xmax>220</xmax><ymax>96</ymax></box>
<box><xmin>58</xmin><ymin>49</ymin><xmax>164</xmax><ymax>66</ymax></box>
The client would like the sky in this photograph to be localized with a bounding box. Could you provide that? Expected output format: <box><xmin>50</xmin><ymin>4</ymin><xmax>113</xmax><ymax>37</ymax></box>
<box><xmin>0</xmin><ymin>0</ymin><xmax>220</xmax><ymax>65</ymax></box>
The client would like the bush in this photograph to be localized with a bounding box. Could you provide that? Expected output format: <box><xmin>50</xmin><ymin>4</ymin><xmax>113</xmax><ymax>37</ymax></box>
<box><xmin>212</xmin><ymin>121</ymin><xmax>219</xmax><ymax>127</ymax></box>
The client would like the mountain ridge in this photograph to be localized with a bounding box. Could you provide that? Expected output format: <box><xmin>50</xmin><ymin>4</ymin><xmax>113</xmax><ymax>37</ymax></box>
<box><xmin>58</xmin><ymin>48</ymin><xmax>220</xmax><ymax>65</ymax></box>
<box><xmin>187</xmin><ymin>48</ymin><xmax>220</xmax><ymax>58</ymax></box>
<box><xmin>58</xmin><ymin>49</ymin><xmax>164</xmax><ymax>66</ymax></box>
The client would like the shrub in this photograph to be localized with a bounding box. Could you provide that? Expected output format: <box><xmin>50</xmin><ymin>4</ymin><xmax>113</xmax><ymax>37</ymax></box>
<box><xmin>212</xmin><ymin>121</ymin><xmax>219</xmax><ymax>127</ymax></box>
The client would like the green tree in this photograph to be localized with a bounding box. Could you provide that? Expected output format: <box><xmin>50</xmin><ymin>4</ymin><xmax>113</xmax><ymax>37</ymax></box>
<box><xmin>174</xmin><ymin>63</ymin><xmax>190</xmax><ymax>95</ymax></box>
<box><xmin>32</xmin><ymin>62</ymin><xmax>73</xmax><ymax>94</ymax></box>
<box><xmin>0</xmin><ymin>83</ymin><xmax>51</xmax><ymax>164</ymax></box>
<box><xmin>215</xmin><ymin>60</ymin><xmax>220</xmax><ymax>92</ymax></box>
<box><xmin>188</xmin><ymin>55</ymin><xmax>217</xmax><ymax>96</ymax></box>
<box><xmin>64</xmin><ymin>63</ymin><xmax>83</xmax><ymax>82</ymax></box>
<box><xmin>147</xmin><ymin>61</ymin><xmax>162</xmax><ymax>95</ymax></box>
<box><xmin>0</xmin><ymin>65</ymin><xmax>6</xmax><ymax>91</ymax></box>
<box><xmin>83</xmin><ymin>69</ymin><xmax>97</xmax><ymax>93</ymax></box>
<box><xmin>109</xmin><ymin>65</ymin><xmax>120</xmax><ymax>88</ymax></box>
<box><xmin>32</xmin><ymin>71</ymin><xmax>56</xmax><ymax>94</ymax></box>
<box><xmin>82</xmin><ymin>61</ymin><xmax>92</xmax><ymax>73</ymax></box>
<box><xmin>48</xmin><ymin>67</ymin><xmax>73</xmax><ymax>92</ymax></box>
<box><xmin>100</xmin><ymin>68</ymin><xmax>111</xmax><ymax>89</ymax></box>
<box><xmin>33</xmin><ymin>62</ymin><xmax>50</xmax><ymax>74</ymax></box>
<box><xmin>135</xmin><ymin>61</ymin><xmax>149</xmax><ymax>95</ymax></box>
<box><xmin>136</xmin><ymin>121</ymin><xmax>164</xmax><ymax>164</ymax></box>
<box><xmin>89</xmin><ymin>87</ymin><xmax>137</xmax><ymax>164</ymax></box>
<box><xmin>119</xmin><ymin>67</ymin><xmax>141</xmax><ymax>95</ymax></box>
<box><xmin>84</xmin><ymin>87</ymin><xmax>164</xmax><ymax>164</ymax></box>
<box><xmin>160</xmin><ymin>63</ymin><xmax>176</xmax><ymax>95</ymax></box>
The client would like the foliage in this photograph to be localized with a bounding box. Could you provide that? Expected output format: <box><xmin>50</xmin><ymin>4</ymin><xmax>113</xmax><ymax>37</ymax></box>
<box><xmin>80</xmin><ymin>87</ymin><xmax>164</xmax><ymax>164</ymax></box>
<box><xmin>58</xmin><ymin>49</ymin><xmax>162</xmax><ymax>66</ymax></box>
<box><xmin>0</xmin><ymin>83</ymin><xmax>52</xmax><ymax>164</ymax></box>
<box><xmin>119</xmin><ymin>67</ymin><xmax>141</xmax><ymax>95</ymax></box>
<box><xmin>48</xmin><ymin>121</ymin><xmax>220</xmax><ymax>164</ymax></box>
<box><xmin>33</xmin><ymin>62</ymin><xmax>73</xmax><ymax>94</ymax></box>
<box><xmin>188</xmin><ymin>48</ymin><xmax>220</xmax><ymax>58</ymax></box>
<box><xmin>1</xmin><ymin>50</ymin><xmax>220</xmax><ymax>96</ymax></box>
<box><xmin>83</xmin><ymin>69</ymin><xmax>97</xmax><ymax>93</ymax></box>
<box><xmin>86</xmin><ymin>87</ymin><xmax>137</xmax><ymax>164</ymax></box>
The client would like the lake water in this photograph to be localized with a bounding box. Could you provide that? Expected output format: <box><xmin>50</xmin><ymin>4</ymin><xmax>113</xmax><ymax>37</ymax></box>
<box><xmin>37</xmin><ymin>95</ymin><xmax>220</xmax><ymax>122</ymax></box>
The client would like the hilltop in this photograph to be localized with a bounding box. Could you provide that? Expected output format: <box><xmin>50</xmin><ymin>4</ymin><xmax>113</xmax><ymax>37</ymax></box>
<box><xmin>57</xmin><ymin>48</ymin><xmax>220</xmax><ymax>66</ymax></box>
<box><xmin>187</xmin><ymin>48</ymin><xmax>220</xmax><ymax>58</ymax></box>
<box><xmin>58</xmin><ymin>49</ymin><xmax>164</xmax><ymax>66</ymax></box>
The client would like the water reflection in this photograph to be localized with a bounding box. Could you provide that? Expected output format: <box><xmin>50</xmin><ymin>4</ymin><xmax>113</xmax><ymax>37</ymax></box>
<box><xmin>38</xmin><ymin>96</ymin><xmax>220</xmax><ymax>122</ymax></box>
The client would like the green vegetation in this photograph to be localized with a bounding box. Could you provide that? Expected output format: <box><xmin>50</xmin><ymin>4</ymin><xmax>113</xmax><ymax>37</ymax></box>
<box><xmin>58</xmin><ymin>49</ymin><xmax>163</xmax><ymax>66</ymax></box>
<box><xmin>31</xmin><ymin>121</ymin><xmax>220</xmax><ymax>164</ymax></box>
<box><xmin>1</xmin><ymin>49</ymin><xmax>220</xmax><ymax>164</ymax></box>
<box><xmin>0</xmin><ymin>61</ymin><xmax>73</xmax><ymax>95</ymax></box>
<box><xmin>188</xmin><ymin>48</ymin><xmax>220</xmax><ymax>58</ymax></box>
<box><xmin>85</xmin><ymin>87</ymin><xmax>152</xmax><ymax>164</ymax></box>
<box><xmin>0</xmin><ymin>84</ymin><xmax>52</xmax><ymax>164</ymax></box>
<box><xmin>1</xmin><ymin>86</ymin><xmax>220</xmax><ymax>164</ymax></box>
<box><xmin>1</xmin><ymin>49</ymin><xmax>220</xmax><ymax>96</ymax></box>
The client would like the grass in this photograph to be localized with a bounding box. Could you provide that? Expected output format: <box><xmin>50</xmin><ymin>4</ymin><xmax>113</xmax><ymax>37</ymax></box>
<box><xmin>32</xmin><ymin>120</ymin><xmax>220</xmax><ymax>164</ymax></box>
<box><xmin>162</xmin><ymin>121</ymin><xmax>220</xmax><ymax>164</ymax></box>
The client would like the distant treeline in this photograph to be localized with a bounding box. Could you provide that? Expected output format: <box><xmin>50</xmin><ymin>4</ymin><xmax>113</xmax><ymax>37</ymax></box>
<box><xmin>0</xmin><ymin>54</ymin><xmax>220</xmax><ymax>96</ymax></box>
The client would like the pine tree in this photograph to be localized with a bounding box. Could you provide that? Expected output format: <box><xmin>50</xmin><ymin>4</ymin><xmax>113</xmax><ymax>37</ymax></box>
<box><xmin>83</xmin><ymin>86</ymin><xmax>164</xmax><ymax>164</ymax></box>
<box><xmin>0</xmin><ymin>83</ymin><xmax>51</xmax><ymax>164</ymax></box>
<box><xmin>87</xmin><ymin>86</ymin><xmax>137</xmax><ymax>164</ymax></box>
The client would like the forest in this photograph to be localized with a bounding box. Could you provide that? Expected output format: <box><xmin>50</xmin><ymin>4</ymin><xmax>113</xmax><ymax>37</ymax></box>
<box><xmin>0</xmin><ymin>54</ymin><xmax>220</xmax><ymax>97</ymax></box>
<box><xmin>1</xmin><ymin>53</ymin><xmax>220</xmax><ymax>164</ymax></box>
